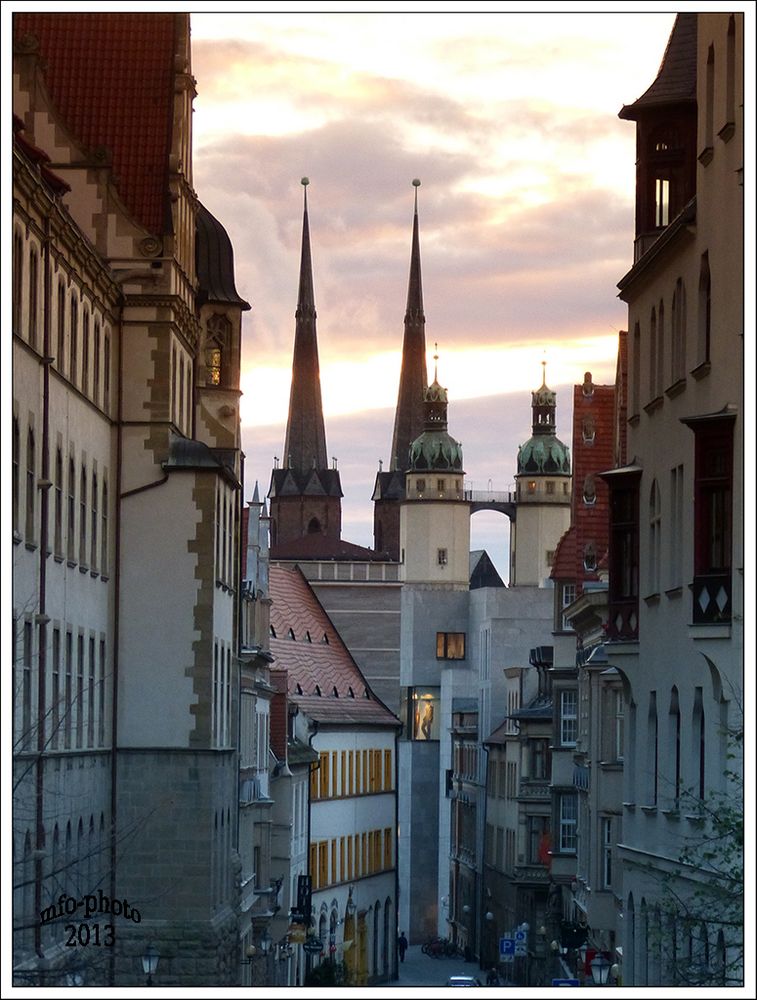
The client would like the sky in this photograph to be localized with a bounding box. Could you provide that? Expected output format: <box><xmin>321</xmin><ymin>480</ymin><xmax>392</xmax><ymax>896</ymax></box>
<box><xmin>188</xmin><ymin>7</ymin><xmax>675</xmax><ymax>575</ymax></box>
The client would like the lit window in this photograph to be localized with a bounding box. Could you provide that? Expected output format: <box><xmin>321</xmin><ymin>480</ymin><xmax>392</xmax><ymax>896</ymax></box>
<box><xmin>436</xmin><ymin>632</ymin><xmax>465</xmax><ymax>660</ymax></box>
<box><xmin>206</xmin><ymin>347</ymin><xmax>222</xmax><ymax>385</ymax></box>
<box><xmin>527</xmin><ymin>480</ymin><xmax>536</xmax><ymax>494</ymax></box>
<box><xmin>655</xmin><ymin>178</ymin><xmax>670</xmax><ymax>227</ymax></box>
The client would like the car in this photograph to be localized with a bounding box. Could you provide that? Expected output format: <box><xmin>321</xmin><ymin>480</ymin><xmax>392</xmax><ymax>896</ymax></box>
<box><xmin>447</xmin><ymin>975</ymin><xmax>482</xmax><ymax>987</ymax></box>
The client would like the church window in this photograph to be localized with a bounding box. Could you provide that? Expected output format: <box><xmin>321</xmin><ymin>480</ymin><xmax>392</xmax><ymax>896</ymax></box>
<box><xmin>436</xmin><ymin>632</ymin><xmax>465</xmax><ymax>660</ymax></box>
<box><xmin>206</xmin><ymin>347</ymin><xmax>222</xmax><ymax>385</ymax></box>
<box><xmin>206</xmin><ymin>314</ymin><xmax>231</xmax><ymax>387</ymax></box>
<box><xmin>437</xmin><ymin>478</ymin><xmax>446</xmax><ymax>493</ymax></box>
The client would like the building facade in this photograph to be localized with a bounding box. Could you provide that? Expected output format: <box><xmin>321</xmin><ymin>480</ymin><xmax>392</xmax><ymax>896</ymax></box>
<box><xmin>12</xmin><ymin>13</ymin><xmax>250</xmax><ymax>986</ymax></box>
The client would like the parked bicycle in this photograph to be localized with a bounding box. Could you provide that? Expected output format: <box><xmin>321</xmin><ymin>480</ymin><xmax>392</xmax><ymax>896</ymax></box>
<box><xmin>421</xmin><ymin>936</ymin><xmax>457</xmax><ymax>958</ymax></box>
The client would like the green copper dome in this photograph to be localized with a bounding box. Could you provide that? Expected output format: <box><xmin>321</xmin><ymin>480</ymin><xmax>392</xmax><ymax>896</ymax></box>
<box><xmin>408</xmin><ymin>377</ymin><xmax>464</xmax><ymax>472</ymax></box>
<box><xmin>517</xmin><ymin>435</ymin><xmax>570</xmax><ymax>475</ymax></box>
<box><xmin>516</xmin><ymin>365</ymin><xmax>571</xmax><ymax>475</ymax></box>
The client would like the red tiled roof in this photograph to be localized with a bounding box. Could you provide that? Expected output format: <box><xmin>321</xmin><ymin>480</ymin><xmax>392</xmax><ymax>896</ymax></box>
<box><xmin>550</xmin><ymin>526</ymin><xmax>577</xmax><ymax>580</ymax></box>
<box><xmin>269</xmin><ymin>566</ymin><xmax>398</xmax><ymax>728</ymax></box>
<box><xmin>14</xmin><ymin>13</ymin><xmax>179</xmax><ymax>234</ymax></box>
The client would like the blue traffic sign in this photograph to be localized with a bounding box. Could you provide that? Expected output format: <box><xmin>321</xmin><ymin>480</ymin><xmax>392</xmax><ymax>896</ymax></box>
<box><xmin>499</xmin><ymin>937</ymin><xmax>515</xmax><ymax>956</ymax></box>
<box><xmin>552</xmin><ymin>979</ymin><xmax>580</xmax><ymax>986</ymax></box>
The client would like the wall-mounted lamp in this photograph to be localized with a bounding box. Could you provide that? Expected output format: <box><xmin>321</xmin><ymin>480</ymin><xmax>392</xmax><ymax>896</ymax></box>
<box><xmin>141</xmin><ymin>944</ymin><xmax>159</xmax><ymax>986</ymax></box>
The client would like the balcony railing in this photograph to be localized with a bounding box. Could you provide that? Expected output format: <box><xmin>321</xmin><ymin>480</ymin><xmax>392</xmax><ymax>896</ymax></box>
<box><xmin>607</xmin><ymin>598</ymin><xmax>638</xmax><ymax>640</ymax></box>
<box><xmin>518</xmin><ymin>779</ymin><xmax>550</xmax><ymax>800</ymax></box>
<box><xmin>691</xmin><ymin>573</ymin><xmax>732</xmax><ymax>624</ymax></box>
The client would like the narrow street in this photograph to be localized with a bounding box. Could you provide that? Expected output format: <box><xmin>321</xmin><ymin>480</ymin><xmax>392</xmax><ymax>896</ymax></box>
<box><xmin>392</xmin><ymin>945</ymin><xmax>488</xmax><ymax>988</ymax></box>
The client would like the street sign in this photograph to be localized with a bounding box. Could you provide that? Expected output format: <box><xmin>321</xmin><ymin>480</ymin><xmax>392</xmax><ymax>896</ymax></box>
<box><xmin>302</xmin><ymin>937</ymin><xmax>323</xmax><ymax>955</ymax></box>
<box><xmin>515</xmin><ymin>944</ymin><xmax>527</xmax><ymax>956</ymax></box>
<box><xmin>552</xmin><ymin>979</ymin><xmax>580</xmax><ymax>986</ymax></box>
<box><xmin>514</xmin><ymin>929</ymin><xmax>527</xmax><ymax>942</ymax></box>
<box><xmin>499</xmin><ymin>937</ymin><xmax>514</xmax><ymax>956</ymax></box>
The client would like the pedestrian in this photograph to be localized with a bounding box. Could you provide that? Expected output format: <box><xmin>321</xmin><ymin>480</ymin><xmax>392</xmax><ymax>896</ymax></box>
<box><xmin>398</xmin><ymin>931</ymin><xmax>408</xmax><ymax>962</ymax></box>
<box><xmin>486</xmin><ymin>967</ymin><xmax>499</xmax><ymax>986</ymax></box>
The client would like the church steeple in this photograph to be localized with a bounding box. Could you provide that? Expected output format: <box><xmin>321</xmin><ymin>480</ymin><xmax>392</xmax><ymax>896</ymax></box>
<box><xmin>283</xmin><ymin>177</ymin><xmax>328</xmax><ymax>475</ymax></box>
<box><xmin>390</xmin><ymin>178</ymin><xmax>428</xmax><ymax>473</ymax></box>
<box><xmin>269</xmin><ymin>180</ymin><xmax>342</xmax><ymax>553</ymax></box>
<box><xmin>372</xmin><ymin>182</ymin><xmax>430</xmax><ymax>560</ymax></box>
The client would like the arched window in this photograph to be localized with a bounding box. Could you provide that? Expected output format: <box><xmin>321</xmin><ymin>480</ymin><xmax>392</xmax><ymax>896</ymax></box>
<box><xmin>668</xmin><ymin>687</ymin><xmax>681</xmax><ymax>808</ymax></box>
<box><xmin>81</xmin><ymin>310</ymin><xmax>90</xmax><ymax>396</ymax></box>
<box><xmin>103</xmin><ymin>330</ymin><xmax>111</xmax><ymax>411</ymax></box>
<box><xmin>54</xmin><ymin>447</ymin><xmax>63</xmax><ymax>556</ymax></box>
<box><xmin>57</xmin><ymin>282</ymin><xmax>66</xmax><ymax>374</ymax></box>
<box><xmin>93</xmin><ymin>320</ymin><xmax>101</xmax><ymax>407</ymax></box>
<box><xmin>13</xmin><ymin>230</ymin><xmax>24</xmax><ymax>335</ymax></box>
<box><xmin>67</xmin><ymin>456</ymin><xmax>76</xmax><ymax>562</ymax></box>
<box><xmin>672</xmin><ymin>279</ymin><xmax>687</xmax><ymax>383</ymax></box>
<box><xmin>28</xmin><ymin>247</ymin><xmax>39</xmax><ymax>349</ymax></box>
<box><xmin>101</xmin><ymin>479</ymin><xmax>108</xmax><ymax>576</ymax></box>
<box><xmin>583</xmin><ymin>473</ymin><xmax>597</xmax><ymax>506</ymax></box>
<box><xmin>647</xmin><ymin>692</ymin><xmax>658</xmax><ymax>806</ymax></box>
<box><xmin>206</xmin><ymin>314</ymin><xmax>231</xmax><ymax>387</ymax></box>
<box><xmin>693</xmin><ymin>687</ymin><xmax>705</xmax><ymax>800</ymax></box>
<box><xmin>705</xmin><ymin>45</ymin><xmax>715</xmax><ymax>151</ymax></box>
<box><xmin>90</xmin><ymin>472</ymin><xmax>98</xmax><ymax>570</ymax></box>
<box><xmin>697</xmin><ymin>253</ymin><xmax>711</xmax><ymax>366</ymax></box>
<box><xmin>69</xmin><ymin>294</ymin><xmax>79</xmax><ymax>386</ymax></box>
<box><xmin>648</xmin><ymin>479</ymin><xmax>661</xmax><ymax>594</ymax></box>
<box><xmin>649</xmin><ymin>307</ymin><xmax>658</xmax><ymax>399</ymax></box>
<box><xmin>657</xmin><ymin>299</ymin><xmax>665</xmax><ymax>393</ymax></box>
<box><xmin>79</xmin><ymin>465</ymin><xmax>88</xmax><ymax>565</ymax></box>
<box><xmin>179</xmin><ymin>355</ymin><xmax>185</xmax><ymax>431</ymax></box>
<box><xmin>13</xmin><ymin>418</ymin><xmax>20</xmax><ymax>535</ymax></box>
<box><xmin>725</xmin><ymin>18</ymin><xmax>736</xmax><ymax>130</ymax></box>
<box><xmin>582</xmin><ymin>415</ymin><xmax>595</xmax><ymax>444</ymax></box>
<box><xmin>308</xmin><ymin>517</ymin><xmax>322</xmax><ymax>535</ymax></box>
<box><xmin>26</xmin><ymin>427</ymin><xmax>36</xmax><ymax>542</ymax></box>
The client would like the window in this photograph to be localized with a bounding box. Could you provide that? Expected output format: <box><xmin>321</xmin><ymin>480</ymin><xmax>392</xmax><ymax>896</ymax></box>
<box><xmin>28</xmin><ymin>248</ymin><xmax>39</xmax><ymax>349</ymax></box>
<box><xmin>704</xmin><ymin>45</ymin><xmax>715</xmax><ymax>151</ymax></box>
<box><xmin>57</xmin><ymin>282</ymin><xmax>66</xmax><ymax>374</ymax></box>
<box><xmin>546</xmin><ymin>549</ymin><xmax>555</xmax><ymax>566</ymax></box>
<box><xmin>648</xmin><ymin>480</ymin><xmax>661</xmax><ymax>595</ymax></box>
<box><xmin>689</xmin><ymin>415</ymin><xmax>734</xmax><ymax>623</ymax></box>
<box><xmin>657</xmin><ymin>299</ymin><xmax>665</xmax><ymax>393</ymax></box>
<box><xmin>405</xmin><ymin>687</ymin><xmax>440</xmax><ymax>741</ymax></box>
<box><xmin>79</xmin><ymin>465</ymin><xmax>87</xmax><ymax>565</ymax></box>
<box><xmin>668</xmin><ymin>465</ymin><xmax>684</xmax><ymax>589</ymax></box>
<box><xmin>51</xmin><ymin>628</ymin><xmax>61</xmax><ymax>750</ymax></box>
<box><xmin>81</xmin><ymin>311</ymin><xmax>90</xmax><ymax>396</ymax></box>
<box><xmin>560</xmin><ymin>690</ymin><xmax>578</xmax><ymax>746</ymax></box>
<box><xmin>668</xmin><ymin>688</ymin><xmax>681</xmax><ymax>808</ymax></box>
<box><xmin>206</xmin><ymin>346</ymin><xmax>222</xmax><ymax>385</ymax></box>
<box><xmin>559</xmin><ymin>794</ymin><xmax>577</xmax><ymax>853</ymax></box>
<box><xmin>601</xmin><ymin>817</ymin><xmax>613</xmax><ymax>888</ymax></box>
<box><xmin>531</xmin><ymin>738</ymin><xmax>550</xmax><ymax>780</ymax></box>
<box><xmin>437</xmin><ymin>548</ymin><xmax>448</xmax><ymax>566</ymax></box>
<box><xmin>583</xmin><ymin>473</ymin><xmax>597</xmax><ymax>506</ymax></box>
<box><xmin>632</xmin><ymin>322</ymin><xmax>641</xmax><ymax>415</ymax></box>
<box><xmin>437</xmin><ymin>479</ymin><xmax>446</xmax><ymax>493</ymax></box>
<box><xmin>649</xmin><ymin>307</ymin><xmax>658</xmax><ymax>399</ymax></box>
<box><xmin>670</xmin><ymin>280</ymin><xmax>686</xmax><ymax>384</ymax></box>
<box><xmin>88</xmin><ymin>636</ymin><xmax>96</xmax><ymax>747</ymax></box>
<box><xmin>654</xmin><ymin>177</ymin><xmax>670</xmax><ymax>227</ymax></box>
<box><xmin>103</xmin><ymin>331</ymin><xmax>111</xmax><ymax>411</ymax></box>
<box><xmin>647</xmin><ymin>692</ymin><xmax>658</xmax><ymax>806</ymax></box>
<box><xmin>54</xmin><ymin>448</ymin><xmax>63</xmax><ymax>556</ymax></box>
<box><xmin>13</xmin><ymin>419</ymin><xmax>20</xmax><ymax>535</ymax></box>
<box><xmin>693</xmin><ymin>688</ymin><xmax>705</xmax><ymax>801</ymax></box>
<box><xmin>415</xmin><ymin>478</ymin><xmax>426</xmax><ymax>494</ymax></box>
<box><xmin>697</xmin><ymin>253</ymin><xmax>711</xmax><ymax>366</ymax></box>
<box><xmin>607</xmin><ymin>471</ymin><xmax>640</xmax><ymax>640</ymax></box>
<box><xmin>76</xmin><ymin>634</ymin><xmax>85</xmax><ymax>747</ymax></box>
<box><xmin>101</xmin><ymin>479</ymin><xmax>108</xmax><ymax>576</ymax></box>
<box><xmin>90</xmin><ymin>473</ymin><xmax>98</xmax><ymax>570</ymax></box>
<box><xmin>67</xmin><ymin>457</ymin><xmax>76</xmax><ymax>562</ymax></box>
<box><xmin>25</xmin><ymin>428</ymin><xmax>36</xmax><ymax>543</ymax></box>
<box><xmin>436</xmin><ymin>632</ymin><xmax>465</xmax><ymax>659</ymax></box>
<box><xmin>527</xmin><ymin>480</ymin><xmax>536</xmax><ymax>494</ymax></box>
<box><xmin>527</xmin><ymin>815</ymin><xmax>550</xmax><ymax>864</ymax></box>
<box><xmin>561</xmin><ymin>583</ymin><xmax>576</xmax><ymax>630</ymax></box>
<box><xmin>725</xmin><ymin>18</ymin><xmax>736</xmax><ymax>131</ymax></box>
<box><xmin>13</xmin><ymin>230</ymin><xmax>24</xmax><ymax>334</ymax></box>
<box><xmin>93</xmin><ymin>321</ymin><xmax>101</xmax><ymax>406</ymax></box>
<box><xmin>64</xmin><ymin>631</ymin><xmax>73</xmax><ymax>749</ymax></box>
<box><xmin>614</xmin><ymin>689</ymin><xmax>625</xmax><ymax>761</ymax></box>
<box><xmin>69</xmin><ymin>295</ymin><xmax>78</xmax><ymax>386</ymax></box>
<box><xmin>583</xmin><ymin>542</ymin><xmax>597</xmax><ymax>573</ymax></box>
<box><xmin>545</xmin><ymin>481</ymin><xmax>555</xmax><ymax>495</ymax></box>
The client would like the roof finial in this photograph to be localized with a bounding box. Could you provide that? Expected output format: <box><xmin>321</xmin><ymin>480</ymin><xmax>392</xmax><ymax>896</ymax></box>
<box><xmin>434</xmin><ymin>342</ymin><xmax>439</xmax><ymax>382</ymax></box>
<box><xmin>541</xmin><ymin>354</ymin><xmax>547</xmax><ymax>388</ymax></box>
<box><xmin>412</xmin><ymin>177</ymin><xmax>420</xmax><ymax>212</ymax></box>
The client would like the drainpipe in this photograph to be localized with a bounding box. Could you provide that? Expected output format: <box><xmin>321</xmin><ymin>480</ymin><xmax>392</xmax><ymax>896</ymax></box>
<box><xmin>34</xmin><ymin>212</ymin><xmax>53</xmax><ymax>959</ymax></box>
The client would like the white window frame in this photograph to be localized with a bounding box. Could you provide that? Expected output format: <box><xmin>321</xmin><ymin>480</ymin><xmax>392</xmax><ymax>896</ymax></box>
<box><xmin>560</xmin><ymin>689</ymin><xmax>578</xmax><ymax>747</ymax></box>
<box><xmin>559</xmin><ymin>794</ymin><xmax>577</xmax><ymax>854</ymax></box>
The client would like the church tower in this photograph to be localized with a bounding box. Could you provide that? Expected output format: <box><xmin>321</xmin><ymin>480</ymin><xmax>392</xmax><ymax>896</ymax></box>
<box><xmin>511</xmin><ymin>363</ymin><xmax>572</xmax><ymax>586</ymax></box>
<box><xmin>372</xmin><ymin>179</ymin><xmax>429</xmax><ymax>559</ymax></box>
<box><xmin>268</xmin><ymin>179</ymin><xmax>342</xmax><ymax>552</ymax></box>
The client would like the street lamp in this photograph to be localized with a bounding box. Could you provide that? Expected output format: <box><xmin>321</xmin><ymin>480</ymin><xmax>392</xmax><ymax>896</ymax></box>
<box><xmin>141</xmin><ymin>944</ymin><xmax>159</xmax><ymax>986</ymax></box>
<box><xmin>590</xmin><ymin>954</ymin><xmax>612</xmax><ymax>985</ymax></box>
<box><xmin>65</xmin><ymin>960</ymin><xmax>85</xmax><ymax>987</ymax></box>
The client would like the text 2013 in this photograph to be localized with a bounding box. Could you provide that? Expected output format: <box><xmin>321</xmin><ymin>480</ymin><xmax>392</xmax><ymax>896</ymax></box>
<box><xmin>65</xmin><ymin>923</ymin><xmax>115</xmax><ymax>947</ymax></box>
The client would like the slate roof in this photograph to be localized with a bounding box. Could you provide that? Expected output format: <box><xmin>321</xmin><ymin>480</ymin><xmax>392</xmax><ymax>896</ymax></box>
<box><xmin>270</xmin><ymin>533</ymin><xmax>384</xmax><ymax>562</ymax></box>
<box><xmin>14</xmin><ymin>12</ymin><xmax>180</xmax><ymax>234</ymax></box>
<box><xmin>619</xmin><ymin>13</ymin><xmax>697</xmax><ymax>119</ymax></box>
<box><xmin>269</xmin><ymin>566</ymin><xmax>399</xmax><ymax>728</ymax></box>
<box><xmin>196</xmin><ymin>203</ymin><xmax>251</xmax><ymax>310</ymax></box>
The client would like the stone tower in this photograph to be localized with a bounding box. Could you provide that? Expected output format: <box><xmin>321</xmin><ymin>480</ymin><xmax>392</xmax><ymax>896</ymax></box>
<box><xmin>268</xmin><ymin>179</ymin><xmax>343</xmax><ymax>552</ymax></box>
<box><xmin>372</xmin><ymin>179</ymin><xmax>429</xmax><ymax>559</ymax></box>
<box><xmin>511</xmin><ymin>363</ymin><xmax>572</xmax><ymax>586</ymax></box>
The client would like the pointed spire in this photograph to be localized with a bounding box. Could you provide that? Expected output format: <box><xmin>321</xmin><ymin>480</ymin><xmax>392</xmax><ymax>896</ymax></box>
<box><xmin>282</xmin><ymin>178</ymin><xmax>328</xmax><ymax>475</ymax></box>
<box><xmin>389</xmin><ymin>179</ymin><xmax>428</xmax><ymax>472</ymax></box>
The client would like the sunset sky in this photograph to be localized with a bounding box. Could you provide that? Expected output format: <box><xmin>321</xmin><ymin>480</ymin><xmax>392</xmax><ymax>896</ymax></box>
<box><xmin>188</xmin><ymin>8</ymin><xmax>680</xmax><ymax>572</ymax></box>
